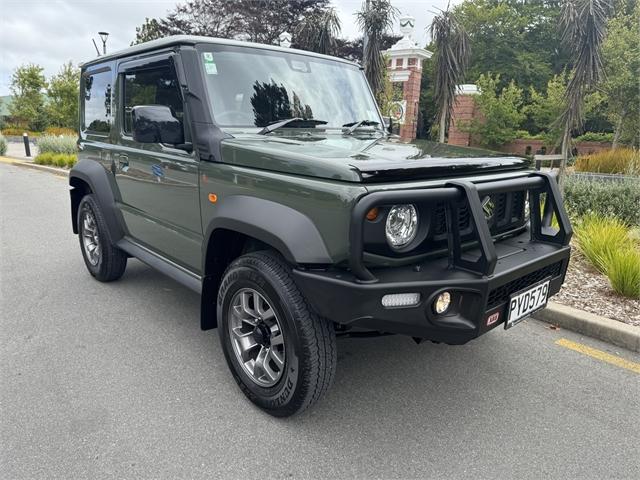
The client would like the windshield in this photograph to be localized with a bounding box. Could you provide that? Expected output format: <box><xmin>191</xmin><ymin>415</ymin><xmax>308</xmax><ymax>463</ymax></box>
<box><xmin>196</xmin><ymin>44</ymin><xmax>381</xmax><ymax>130</ymax></box>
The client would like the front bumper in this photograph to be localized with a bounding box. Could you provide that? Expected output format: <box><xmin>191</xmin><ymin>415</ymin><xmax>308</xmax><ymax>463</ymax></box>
<box><xmin>294</xmin><ymin>232</ymin><xmax>570</xmax><ymax>344</ymax></box>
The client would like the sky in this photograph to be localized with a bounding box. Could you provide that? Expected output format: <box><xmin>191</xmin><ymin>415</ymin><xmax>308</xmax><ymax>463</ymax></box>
<box><xmin>0</xmin><ymin>0</ymin><xmax>458</xmax><ymax>96</ymax></box>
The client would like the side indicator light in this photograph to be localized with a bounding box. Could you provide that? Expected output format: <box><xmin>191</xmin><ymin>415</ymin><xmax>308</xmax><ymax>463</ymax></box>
<box><xmin>366</xmin><ymin>207</ymin><xmax>379</xmax><ymax>221</ymax></box>
<box><xmin>208</xmin><ymin>193</ymin><xmax>218</xmax><ymax>204</ymax></box>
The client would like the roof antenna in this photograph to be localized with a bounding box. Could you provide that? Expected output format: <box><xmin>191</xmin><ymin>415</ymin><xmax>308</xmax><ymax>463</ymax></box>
<box><xmin>92</xmin><ymin>38</ymin><xmax>101</xmax><ymax>56</ymax></box>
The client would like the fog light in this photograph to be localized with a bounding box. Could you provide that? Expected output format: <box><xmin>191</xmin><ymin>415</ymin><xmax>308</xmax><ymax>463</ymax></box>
<box><xmin>382</xmin><ymin>293</ymin><xmax>420</xmax><ymax>308</ymax></box>
<box><xmin>434</xmin><ymin>292</ymin><xmax>451</xmax><ymax>314</ymax></box>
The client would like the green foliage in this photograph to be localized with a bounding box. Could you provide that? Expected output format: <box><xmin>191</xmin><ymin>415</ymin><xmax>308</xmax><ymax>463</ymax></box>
<box><xmin>605</xmin><ymin>248</ymin><xmax>640</xmax><ymax>298</ymax></box>
<box><xmin>460</xmin><ymin>73</ymin><xmax>525</xmax><ymax>148</ymax></box>
<box><xmin>37</xmin><ymin>134</ymin><xmax>77</xmax><ymax>155</ymax></box>
<box><xmin>429</xmin><ymin>7</ymin><xmax>471</xmax><ymax>143</ymax></box>
<box><xmin>34</xmin><ymin>152</ymin><xmax>77</xmax><ymax>168</ymax></box>
<box><xmin>356</xmin><ymin>0</ymin><xmax>397</xmax><ymax>97</ymax></box>
<box><xmin>575</xmin><ymin>148</ymin><xmax>640</xmax><ymax>174</ymax></box>
<box><xmin>574</xmin><ymin>132</ymin><xmax>614</xmax><ymax>143</ymax></box>
<box><xmin>9</xmin><ymin>64</ymin><xmax>48</xmax><ymax>131</ymax></box>
<box><xmin>575</xmin><ymin>214</ymin><xmax>630</xmax><ymax>273</ymax></box>
<box><xmin>295</xmin><ymin>7</ymin><xmax>341</xmax><ymax>55</ymax></box>
<box><xmin>600</xmin><ymin>0</ymin><xmax>640</xmax><ymax>147</ymax></box>
<box><xmin>46</xmin><ymin>61</ymin><xmax>79</xmax><ymax>131</ymax></box>
<box><xmin>0</xmin><ymin>134</ymin><xmax>6</xmax><ymax>156</ymax></box>
<box><xmin>454</xmin><ymin>0</ymin><xmax>568</xmax><ymax>93</ymax></box>
<box><xmin>525</xmin><ymin>74</ymin><xmax>567</xmax><ymax>145</ymax></box>
<box><xmin>563</xmin><ymin>176</ymin><xmax>640</xmax><ymax>226</ymax></box>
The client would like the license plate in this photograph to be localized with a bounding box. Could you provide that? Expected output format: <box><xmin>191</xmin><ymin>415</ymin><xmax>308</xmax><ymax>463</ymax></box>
<box><xmin>505</xmin><ymin>278</ymin><xmax>551</xmax><ymax>329</ymax></box>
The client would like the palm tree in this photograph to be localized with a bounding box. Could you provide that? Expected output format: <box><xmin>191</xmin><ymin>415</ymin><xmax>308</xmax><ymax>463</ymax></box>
<box><xmin>557</xmin><ymin>0</ymin><xmax>612</xmax><ymax>187</ymax></box>
<box><xmin>428</xmin><ymin>7</ymin><xmax>470</xmax><ymax>144</ymax></box>
<box><xmin>356</xmin><ymin>0</ymin><xmax>397</xmax><ymax>96</ymax></box>
<box><xmin>296</xmin><ymin>7</ymin><xmax>341</xmax><ymax>55</ymax></box>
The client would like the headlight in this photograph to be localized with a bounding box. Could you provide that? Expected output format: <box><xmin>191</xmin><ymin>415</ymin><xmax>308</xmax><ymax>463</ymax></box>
<box><xmin>385</xmin><ymin>204</ymin><xmax>418</xmax><ymax>249</ymax></box>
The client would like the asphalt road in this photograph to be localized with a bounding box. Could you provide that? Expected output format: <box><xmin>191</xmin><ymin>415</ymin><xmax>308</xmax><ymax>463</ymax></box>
<box><xmin>1</xmin><ymin>162</ymin><xmax>639</xmax><ymax>479</ymax></box>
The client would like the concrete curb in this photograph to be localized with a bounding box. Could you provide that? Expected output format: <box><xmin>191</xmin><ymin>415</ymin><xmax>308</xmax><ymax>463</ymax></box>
<box><xmin>534</xmin><ymin>302</ymin><xmax>640</xmax><ymax>352</ymax></box>
<box><xmin>0</xmin><ymin>156</ymin><xmax>68</xmax><ymax>176</ymax></box>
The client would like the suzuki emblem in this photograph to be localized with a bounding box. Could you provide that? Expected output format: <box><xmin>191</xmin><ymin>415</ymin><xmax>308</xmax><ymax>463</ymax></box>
<box><xmin>481</xmin><ymin>195</ymin><xmax>495</xmax><ymax>220</ymax></box>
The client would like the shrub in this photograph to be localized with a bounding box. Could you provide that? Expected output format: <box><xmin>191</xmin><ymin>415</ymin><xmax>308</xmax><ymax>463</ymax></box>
<box><xmin>563</xmin><ymin>176</ymin><xmax>640</xmax><ymax>226</ymax></box>
<box><xmin>45</xmin><ymin>126</ymin><xmax>76</xmax><ymax>137</ymax></box>
<box><xmin>575</xmin><ymin>214</ymin><xmax>629</xmax><ymax>273</ymax></box>
<box><xmin>575</xmin><ymin>148</ymin><xmax>640</xmax><ymax>175</ymax></box>
<box><xmin>34</xmin><ymin>152</ymin><xmax>77</xmax><ymax>168</ymax></box>
<box><xmin>605</xmin><ymin>249</ymin><xmax>640</xmax><ymax>298</ymax></box>
<box><xmin>37</xmin><ymin>134</ymin><xmax>77</xmax><ymax>155</ymax></box>
<box><xmin>1</xmin><ymin>128</ymin><xmax>40</xmax><ymax>137</ymax></box>
<box><xmin>0</xmin><ymin>134</ymin><xmax>6</xmax><ymax>156</ymax></box>
<box><xmin>574</xmin><ymin>132</ymin><xmax>614</xmax><ymax>143</ymax></box>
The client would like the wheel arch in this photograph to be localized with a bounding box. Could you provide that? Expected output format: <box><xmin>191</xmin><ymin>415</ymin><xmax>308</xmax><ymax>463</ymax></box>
<box><xmin>68</xmin><ymin>159</ymin><xmax>126</xmax><ymax>242</ymax></box>
<box><xmin>200</xmin><ymin>196</ymin><xmax>333</xmax><ymax>330</ymax></box>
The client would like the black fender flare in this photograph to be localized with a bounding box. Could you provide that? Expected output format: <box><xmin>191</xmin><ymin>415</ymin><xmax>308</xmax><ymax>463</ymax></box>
<box><xmin>202</xmin><ymin>195</ymin><xmax>332</xmax><ymax>268</ymax></box>
<box><xmin>200</xmin><ymin>196</ymin><xmax>332</xmax><ymax>330</ymax></box>
<box><xmin>68</xmin><ymin>159</ymin><xmax>127</xmax><ymax>243</ymax></box>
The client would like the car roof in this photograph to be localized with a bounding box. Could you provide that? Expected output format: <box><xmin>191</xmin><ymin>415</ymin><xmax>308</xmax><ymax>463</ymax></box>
<box><xmin>81</xmin><ymin>35</ymin><xmax>361</xmax><ymax>69</ymax></box>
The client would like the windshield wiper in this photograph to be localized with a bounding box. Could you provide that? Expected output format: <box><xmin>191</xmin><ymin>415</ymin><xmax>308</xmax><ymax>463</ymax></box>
<box><xmin>342</xmin><ymin>119</ymin><xmax>381</xmax><ymax>135</ymax></box>
<box><xmin>258</xmin><ymin>117</ymin><xmax>328</xmax><ymax>135</ymax></box>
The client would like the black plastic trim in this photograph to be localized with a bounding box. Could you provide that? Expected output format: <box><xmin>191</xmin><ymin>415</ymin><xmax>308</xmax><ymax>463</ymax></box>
<box><xmin>69</xmin><ymin>159</ymin><xmax>127</xmax><ymax>243</ymax></box>
<box><xmin>117</xmin><ymin>238</ymin><xmax>202</xmax><ymax>293</ymax></box>
<box><xmin>349</xmin><ymin>171</ymin><xmax>572</xmax><ymax>282</ymax></box>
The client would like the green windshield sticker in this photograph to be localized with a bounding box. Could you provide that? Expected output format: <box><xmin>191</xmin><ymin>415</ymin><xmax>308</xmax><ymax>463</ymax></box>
<box><xmin>203</xmin><ymin>52</ymin><xmax>214</xmax><ymax>62</ymax></box>
<box><xmin>205</xmin><ymin>62</ymin><xmax>218</xmax><ymax>75</ymax></box>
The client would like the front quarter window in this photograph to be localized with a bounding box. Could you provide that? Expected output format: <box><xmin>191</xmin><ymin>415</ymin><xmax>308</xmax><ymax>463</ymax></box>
<box><xmin>197</xmin><ymin>44</ymin><xmax>381</xmax><ymax>130</ymax></box>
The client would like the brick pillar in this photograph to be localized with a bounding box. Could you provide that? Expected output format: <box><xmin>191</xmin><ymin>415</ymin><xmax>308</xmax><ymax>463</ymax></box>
<box><xmin>448</xmin><ymin>85</ymin><xmax>480</xmax><ymax>146</ymax></box>
<box><xmin>383</xmin><ymin>15</ymin><xmax>432</xmax><ymax>142</ymax></box>
<box><xmin>398</xmin><ymin>64</ymin><xmax>422</xmax><ymax>140</ymax></box>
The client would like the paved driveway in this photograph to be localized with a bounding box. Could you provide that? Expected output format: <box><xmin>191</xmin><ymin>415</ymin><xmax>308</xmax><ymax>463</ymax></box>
<box><xmin>1</xmin><ymin>163</ymin><xmax>639</xmax><ymax>479</ymax></box>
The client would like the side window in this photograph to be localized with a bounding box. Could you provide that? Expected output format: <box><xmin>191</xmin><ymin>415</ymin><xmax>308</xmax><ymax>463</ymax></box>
<box><xmin>122</xmin><ymin>64</ymin><xmax>183</xmax><ymax>135</ymax></box>
<box><xmin>83</xmin><ymin>70</ymin><xmax>112</xmax><ymax>133</ymax></box>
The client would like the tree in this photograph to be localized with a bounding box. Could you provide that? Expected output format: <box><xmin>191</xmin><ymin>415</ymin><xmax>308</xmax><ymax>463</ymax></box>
<box><xmin>46</xmin><ymin>62</ymin><xmax>79</xmax><ymax>130</ymax></box>
<box><xmin>557</xmin><ymin>0</ymin><xmax>612</xmax><ymax>186</ymax></box>
<box><xmin>132</xmin><ymin>18</ymin><xmax>164</xmax><ymax>44</ymax></box>
<box><xmin>356</xmin><ymin>0</ymin><xmax>397</xmax><ymax>97</ymax></box>
<box><xmin>600</xmin><ymin>0</ymin><xmax>640</xmax><ymax>147</ymax></box>
<box><xmin>454</xmin><ymin>0</ymin><xmax>568</xmax><ymax>94</ymax></box>
<box><xmin>526</xmin><ymin>74</ymin><xmax>568</xmax><ymax>145</ymax></box>
<box><xmin>461</xmin><ymin>73</ymin><xmax>526</xmax><ymax>148</ymax></box>
<box><xmin>295</xmin><ymin>7</ymin><xmax>341</xmax><ymax>54</ymax></box>
<box><xmin>9</xmin><ymin>64</ymin><xmax>48</xmax><ymax>131</ymax></box>
<box><xmin>132</xmin><ymin>0</ymin><xmax>331</xmax><ymax>46</ymax></box>
<box><xmin>429</xmin><ymin>7</ymin><xmax>470</xmax><ymax>143</ymax></box>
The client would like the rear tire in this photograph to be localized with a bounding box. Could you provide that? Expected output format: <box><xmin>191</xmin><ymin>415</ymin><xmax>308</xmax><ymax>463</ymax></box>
<box><xmin>77</xmin><ymin>194</ymin><xmax>127</xmax><ymax>282</ymax></box>
<box><xmin>217</xmin><ymin>251</ymin><xmax>336</xmax><ymax>417</ymax></box>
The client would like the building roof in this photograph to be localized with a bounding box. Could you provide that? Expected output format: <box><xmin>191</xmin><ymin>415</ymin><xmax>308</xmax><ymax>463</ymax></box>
<box><xmin>82</xmin><ymin>35</ymin><xmax>360</xmax><ymax>69</ymax></box>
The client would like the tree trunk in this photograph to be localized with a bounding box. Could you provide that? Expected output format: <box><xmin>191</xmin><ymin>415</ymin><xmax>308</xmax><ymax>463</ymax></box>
<box><xmin>438</xmin><ymin>110</ymin><xmax>447</xmax><ymax>143</ymax></box>
<box><xmin>558</xmin><ymin>124</ymin><xmax>571</xmax><ymax>194</ymax></box>
<box><xmin>611</xmin><ymin>108</ymin><xmax>626</xmax><ymax>149</ymax></box>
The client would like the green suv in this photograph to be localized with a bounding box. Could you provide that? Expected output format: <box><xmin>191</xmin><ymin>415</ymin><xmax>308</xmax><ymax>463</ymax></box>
<box><xmin>70</xmin><ymin>36</ymin><xmax>572</xmax><ymax>416</ymax></box>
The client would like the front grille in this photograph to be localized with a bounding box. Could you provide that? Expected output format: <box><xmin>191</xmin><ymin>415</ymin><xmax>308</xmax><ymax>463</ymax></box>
<box><xmin>486</xmin><ymin>261</ymin><xmax>563</xmax><ymax>310</ymax></box>
<box><xmin>364</xmin><ymin>189</ymin><xmax>527</xmax><ymax>257</ymax></box>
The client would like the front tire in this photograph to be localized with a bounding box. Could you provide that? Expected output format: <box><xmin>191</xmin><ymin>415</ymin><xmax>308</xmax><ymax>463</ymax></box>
<box><xmin>77</xmin><ymin>194</ymin><xmax>127</xmax><ymax>282</ymax></box>
<box><xmin>217</xmin><ymin>251</ymin><xmax>336</xmax><ymax>417</ymax></box>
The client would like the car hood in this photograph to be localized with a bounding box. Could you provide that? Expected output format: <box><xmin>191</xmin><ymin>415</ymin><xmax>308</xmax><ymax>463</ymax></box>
<box><xmin>220</xmin><ymin>133</ymin><xmax>528</xmax><ymax>183</ymax></box>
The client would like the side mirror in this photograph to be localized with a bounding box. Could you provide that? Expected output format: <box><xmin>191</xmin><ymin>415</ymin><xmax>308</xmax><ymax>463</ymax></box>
<box><xmin>382</xmin><ymin>116</ymin><xmax>393</xmax><ymax>133</ymax></box>
<box><xmin>131</xmin><ymin>105</ymin><xmax>184</xmax><ymax>145</ymax></box>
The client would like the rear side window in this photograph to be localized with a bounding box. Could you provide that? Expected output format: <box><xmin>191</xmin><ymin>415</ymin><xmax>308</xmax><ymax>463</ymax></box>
<box><xmin>83</xmin><ymin>69</ymin><xmax>112</xmax><ymax>133</ymax></box>
<box><xmin>122</xmin><ymin>64</ymin><xmax>183</xmax><ymax>134</ymax></box>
